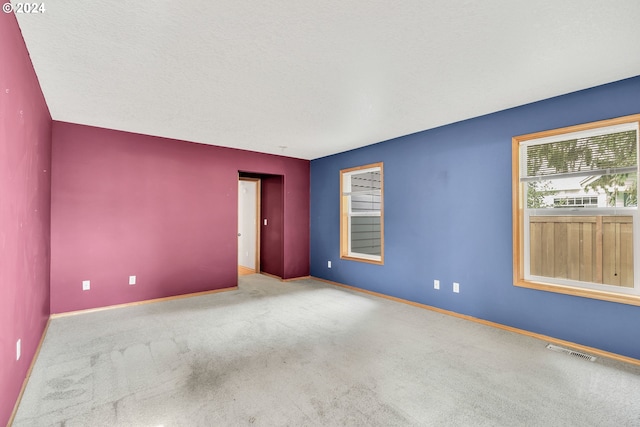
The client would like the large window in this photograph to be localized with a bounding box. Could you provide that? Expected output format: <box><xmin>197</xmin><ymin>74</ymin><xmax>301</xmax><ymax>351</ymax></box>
<box><xmin>340</xmin><ymin>163</ymin><xmax>384</xmax><ymax>264</ymax></box>
<box><xmin>513</xmin><ymin>114</ymin><xmax>640</xmax><ymax>305</ymax></box>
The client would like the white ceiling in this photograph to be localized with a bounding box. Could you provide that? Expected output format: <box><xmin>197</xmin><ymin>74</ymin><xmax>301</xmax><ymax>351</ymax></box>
<box><xmin>14</xmin><ymin>0</ymin><xmax>640</xmax><ymax>160</ymax></box>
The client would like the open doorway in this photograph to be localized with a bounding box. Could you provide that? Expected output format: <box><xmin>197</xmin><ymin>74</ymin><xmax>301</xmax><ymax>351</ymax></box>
<box><xmin>238</xmin><ymin>172</ymin><xmax>284</xmax><ymax>279</ymax></box>
<box><xmin>238</xmin><ymin>178</ymin><xmax>260</xmax><ymax>276</ymax></box>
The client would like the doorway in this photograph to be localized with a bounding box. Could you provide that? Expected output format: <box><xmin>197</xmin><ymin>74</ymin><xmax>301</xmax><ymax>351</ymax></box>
<box><xmin>238</xmin><ymin>178</ymin><xmax>260</xmax><ymax>276</ymax></box>
<box><xmin>238</xmin><ymin>172</ymin><xmax>284</xmax><ymax>279</ymax></box>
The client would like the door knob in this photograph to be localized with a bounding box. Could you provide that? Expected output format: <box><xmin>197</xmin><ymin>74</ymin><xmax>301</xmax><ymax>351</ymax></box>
<box><xmin>238</xmin><ymin>233</ymin><xmax>241</xmax><ymax>236</ymax></box>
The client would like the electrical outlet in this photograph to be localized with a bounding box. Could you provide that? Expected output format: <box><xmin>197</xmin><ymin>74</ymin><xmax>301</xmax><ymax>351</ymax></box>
<box><xmin>328</xmin><ymin>261</ymin><xmax>332</xmax><ymax>268</ymax></box>
<box><xmin>82</xmin><ymin>280</ymin><xmax>90</xmax><ymax>291</ymax></box>
<box><xmin>453</xmin><ymin>282</ymin><xmax>460</xmax><ymax>293</ymax></box>
<box><xmin>434</xmin><ymin>279</ymin><xmax>440</xmax><ymax>290</ymax></box>
<box><xmin>263</xmin><ymin>219</ymin><xmax>267</xmax><ymax>226</ymax></box>
<box><xmin>129</xmin><ymin>275</ymin><xmax>136</xmax><ymax>285</ymax></box>
<box><xmin>16</xmin><ymin>339</ymin><xmax>21</xmax><ymax>361</ymax></box>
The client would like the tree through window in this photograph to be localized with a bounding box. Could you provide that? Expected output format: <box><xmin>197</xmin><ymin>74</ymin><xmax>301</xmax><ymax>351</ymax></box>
<box><xmin>513</xmin><ymin>115</ymin><xmax>640</xmax><ymax>305</ymax></box>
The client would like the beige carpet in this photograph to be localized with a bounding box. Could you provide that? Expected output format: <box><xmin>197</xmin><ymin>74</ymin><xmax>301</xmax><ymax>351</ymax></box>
<box><xmin>13</xmin><ymin>274</ymin><xmax>640</xmax><ymax>426</ymax></box>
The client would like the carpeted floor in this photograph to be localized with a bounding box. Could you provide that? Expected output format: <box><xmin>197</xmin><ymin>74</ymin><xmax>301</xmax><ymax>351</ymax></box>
<box><xmin>12</xmin><ymin>274</ymin><xmax>640</xmax><ymax>426</ymax></box>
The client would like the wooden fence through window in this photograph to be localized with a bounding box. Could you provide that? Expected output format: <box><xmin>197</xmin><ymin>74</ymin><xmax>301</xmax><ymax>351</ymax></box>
<box><xmin>529</xmin><ymin>216</ymin><xmax>633</xmax><ymax>287</ymax></box>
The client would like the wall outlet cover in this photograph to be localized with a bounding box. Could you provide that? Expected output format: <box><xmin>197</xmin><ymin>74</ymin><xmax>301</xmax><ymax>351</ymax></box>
<box><xmin>82</xmin><ymin>280</ymin><xmax>90</xmax><ymax>291</ymax></box>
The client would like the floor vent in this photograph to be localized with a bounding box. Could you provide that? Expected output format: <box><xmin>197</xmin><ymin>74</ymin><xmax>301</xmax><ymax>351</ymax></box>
<box><xmin>546</xmin><ymin>344</ymin><xmax>596</xmax><ymax>362</ymax></box>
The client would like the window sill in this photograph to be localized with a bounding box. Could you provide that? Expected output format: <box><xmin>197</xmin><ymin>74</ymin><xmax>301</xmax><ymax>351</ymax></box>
<box><xmin>340</xmin><ymin>255</ymin><xmax>384</xmax><ymax>265</ymax></box>
<box><xmin>515</xmin><ymin>278</ymin><xmax>640</xmax><ymax>306</ymax></box>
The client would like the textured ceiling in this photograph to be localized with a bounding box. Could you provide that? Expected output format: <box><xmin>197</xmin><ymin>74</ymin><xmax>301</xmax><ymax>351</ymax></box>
<box><xmin>13</xmin><ymin>0</ymin><xmax>640</xmax><ymax>160</ymax></box>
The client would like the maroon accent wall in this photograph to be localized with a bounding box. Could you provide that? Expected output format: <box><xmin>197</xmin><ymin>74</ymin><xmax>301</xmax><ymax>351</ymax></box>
<box><xmin>50</xmin><ymin>122</ymin><xmax>310</xmax><ymax>313</ymax></box>
<box><xmin>260</xmin><ymin>175</ymin><xmax>284</xmax><ymax>277</ymax></box>
<box><xmin>1</xmin><ymin>13</ymin><xmax>52</xmax><ymax>426</ymax></box>
<box><xmin>283</xmin><ymin>169</ymin><xmax>312</xmax><ymax>279</ymax></box>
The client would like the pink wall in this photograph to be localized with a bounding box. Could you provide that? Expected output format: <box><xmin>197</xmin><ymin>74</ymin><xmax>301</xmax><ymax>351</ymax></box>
<box><xmin>0</xmin><ymin>13</ymin><xmax>52</xmax><ymax>426</ymax></box>
<box><xmin>51</xmin><ymin>122</ymin><xmax>310</xmax><ymax>313</ymax></box>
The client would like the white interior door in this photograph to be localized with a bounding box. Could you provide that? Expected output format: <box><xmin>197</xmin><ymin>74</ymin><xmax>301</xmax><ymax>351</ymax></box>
<box><xmin>238</xmin><ymin>179</ymin><xmax>258</xmax><ymax>271</ymax></box>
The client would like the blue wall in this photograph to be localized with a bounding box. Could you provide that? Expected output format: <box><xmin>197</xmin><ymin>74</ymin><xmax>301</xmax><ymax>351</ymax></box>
<box><xmin>310</xmin><ymin>76</ymin><xmax>640</xmax><ymax>360</ymax></box>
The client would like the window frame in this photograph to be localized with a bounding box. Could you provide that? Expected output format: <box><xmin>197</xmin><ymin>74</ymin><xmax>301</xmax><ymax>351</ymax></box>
<box><xmin>340</xmin><ymin>162</ymin><xmax>384</xmax><ymax>265</ymax></box>
<box><xmin>512</xmin><ymin>113</ymin><xmax>640</xmax><ymax>306</ymax></box>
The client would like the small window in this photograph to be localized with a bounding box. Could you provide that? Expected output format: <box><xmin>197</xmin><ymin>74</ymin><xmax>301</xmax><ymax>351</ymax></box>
<box><xmin>340</xmin><ymin>163</ymin><xmax>384</xmax><ymax>264</ymax></box>
<box><xmin>513</xmin><ymin>114</ymin><xmax>640</xmax><ymax>305</ymax></box>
